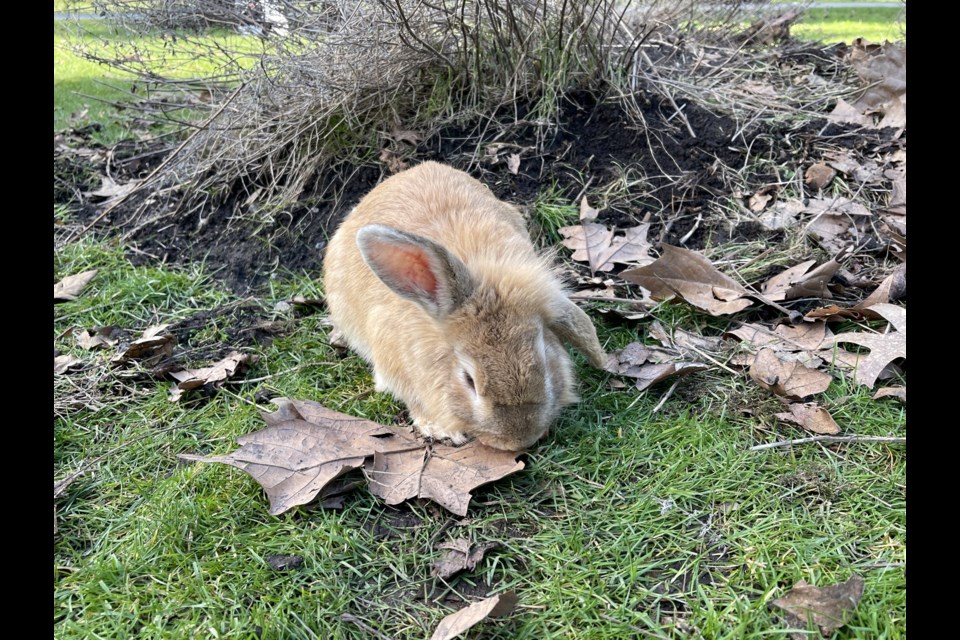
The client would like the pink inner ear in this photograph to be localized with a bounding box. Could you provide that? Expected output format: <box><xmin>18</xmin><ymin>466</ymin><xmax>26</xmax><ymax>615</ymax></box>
<box><xmin>376</xmin><ymin>242</ymin><xmax>438</xmax><ymax>297</ymax></box>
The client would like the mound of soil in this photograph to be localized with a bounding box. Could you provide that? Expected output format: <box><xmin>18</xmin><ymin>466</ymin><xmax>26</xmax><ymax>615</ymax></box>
<box><xmin>55</xmin><ymin>86</ymin><xmax>901</xmax><ymax>294</ymax></box>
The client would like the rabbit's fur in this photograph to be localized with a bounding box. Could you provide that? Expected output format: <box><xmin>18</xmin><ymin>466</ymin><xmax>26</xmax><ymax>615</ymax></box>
<box><xmin>323</xmin><ymin>162</ymin><xmax>605</xmax><ymax>450</ymax></box>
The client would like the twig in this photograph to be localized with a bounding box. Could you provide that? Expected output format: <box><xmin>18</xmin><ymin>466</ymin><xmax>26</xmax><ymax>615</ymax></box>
<box><xmin>750</xmin><ymin>436</ymin><xmax>905</xmax><ymax>451</ymax></box>
<box><xmin>64</xmin><ymin>82</ymin><xmax>246</xmax><ymax>244</ymax></box>
<box><xmin>651</xmin><ymin>378</ymin><xmax>681</xmax><ymax>414</ymax></box>
<box><xmin>54</xmin><ymin>419</ymin><xmax>191</xmax><ymax>498</ymax></box>
<box><xmin>340</xmin><ymin>614</ymin><xmax>396</xmax><ymax>640</ymax></box>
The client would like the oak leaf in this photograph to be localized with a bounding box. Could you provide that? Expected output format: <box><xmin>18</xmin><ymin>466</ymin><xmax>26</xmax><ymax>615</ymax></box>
<box><xmin>620</xmin><ymin>244</ymin><xmax>752</xmax><ymax>316</ymax></box>
<box><xmin>605</xmin><ymin>340</ymin><xmax>708</xmax><ymax>392</ymax></box>
<box><xmin>181</xmin><ymin>398</ymin><xmax>525</xmax><ymax>517</ymax></box>
<box><xmin>559</xmin><ymin>222</ymin><xmax>654</xmax><ymax>273</ymax></box>
<box><xmin>771</xmin><ymin>575</ymin><xmax>864</xmax><ymax>639</ymax></box>
<box><xmin>169</xmin><ymin>350</ymin><xmax>255</xmax><ymax>401</ymax></box>
<box><xmin>828</xmin><ymin>303</ymin><xmax>905</xmax><ymax>388</ymax></box>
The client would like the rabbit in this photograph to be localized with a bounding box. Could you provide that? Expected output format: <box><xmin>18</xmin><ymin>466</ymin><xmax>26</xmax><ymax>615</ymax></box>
<box><xmin>323</xmin><ymin>161</ymin><xmax>606</xmax><ymax>451</ymax></box>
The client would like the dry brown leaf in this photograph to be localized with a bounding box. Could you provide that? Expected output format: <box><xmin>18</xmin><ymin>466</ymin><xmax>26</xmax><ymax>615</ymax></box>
<box><xmin>559</xmin><ymin>222</ymin><xmax>654</xmax><ymax>273</ymax></box>
<box><xmin>505</xmin><ymin>153</ymin><xmax>520</xmax><ymax>175</ymax></box>
<box><xmin>367</xmin><ymin>440</ymin><xmax>524</xmax><ymax>516</ymax></box>
<box><xmin>182</xmin><ymin>398</ymin><xmax>525</xmax><ymax>516</ymax></box>
<box><xmin>379</xmin><ymin>148</ymin><xmax>409</xmax><ymax>174</ymax></box>
<box><xmin>54</xmin><ymin>269</ymin><xmax>98</xmax><ymax>302</ymax></box>
<box><xmin>430</xmin><ymin>539</ymin><xmax>500</xmax><ymax>579</ymax></box>
<box><xmin>858</xmin><ymin>263</ymin><xmax>906</xmax><ymax>309</ymax></box>
<box><xmin>84</xmin><ymin>175</ymin><xmax>141</xmax><ymax>200</ymax></box>
<box><xmin>748</xmin><ymin>190</ymin><xmax>773</xmax><ymax>213</ymax></box>
<box><xmin>827</xmin><ymin>99</ymin><xmax>871</xmax><ymax>127</ymax></box>
<box><xmin>824</xmin><ymin>151</ymin><xmax>883</xmax><ymax>184</ymax></box>
<box><xmin>111</xmin><ymin>324</ymin><xmax>176</xmax><ymax>365</ymax></box>
<box><xmin>54</xmin><ymin>354</ymin><xmax>82</xmax><ymax>375</ymax></box>
<box><xmin>804</xmin><ymin>163</ymin><xmax>836</xmax><ymax>190</ymax></box>
<box><xmin>648</xmin><ymin>322</ymin><xmax>725</xmax><ymax>358</ymax></box>
<box><xmin>849</xmin><ymin>40</ymin><xmax>906</xmax><ymax>110</ymax></box>
<box><xmin>760</xmin><ymin>250</ymin><xmax>847</xmax><ymax>301</ymax></box>
<box><xmin>76</xmin><ymin>326</ymin><xmax>120</xmax><ymax>351</ymax></box>
<box><xmin>758</xmin><ymin>199</ymin><xmax>805</xmax><ymax>231</ymax></box>
<box><xmin>429</xmin><ymin>592</ymin><xmax>517</xmax><ymax>640</ymax></box>
<box><xmin>728</xmin><ymin>322</ymin><xmax>831</xmax><ymax>353</ymax></box>
<box><xmin>169</xmin><ymin>351</ymin><xmax>255</xmax><ymax>401</ymax></box>
<box><xmin>804</xmin><ymin>198</ymin><xmax>871</xmax><ymax>254</ymax></box>
<box><xmin>606</xmin><ymin>341</ymin><xmax>709</xmax><ymax>392</ymax></box>
<box><xmin>775</xmin><ymin>402</ymin><xmax>840</xmax><ymax>435</ymax></box>
<box><xmin>289</xmin><ymin>295</ymin><xmax>325</xmax><ymax>307</ymax></box>
<box><xmin>771</xmin><ymin>575</ymin><xmax>864</xmax><ymax>639</ymax></box>
<box><xmin>828</xmin><ymin>303</ymin><xmax>905</xmax><ymax>388</ymax></box>
<box><xmin>873</xmin><ymin>386</ymin><xmax>906</xmax><ymax>403</ymax></box>
<box><xmin>579</xmin><ymin>195</ymin><xmax>599</xmax><ymax>222</ymax></box>
<box><xmin>749</xmin><ymin>348</ymin><xmax>832</xmax><ymax>401</ymax></box>
<box><xmin>390</xmin><ymin>127</ymin><xmax>422</xmax><ymax>145</ymax></box>
<box><xmin>620</xmin><ymin>244</ymin><xmax>753</xmax><ymax>316</ymax></box>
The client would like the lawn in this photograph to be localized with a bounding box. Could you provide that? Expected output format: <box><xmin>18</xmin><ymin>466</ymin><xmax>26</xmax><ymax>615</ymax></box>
<box><xmin>55</xmin><ymin>3</ymin><xmax>907</xmax><ymax>638</ymax></box>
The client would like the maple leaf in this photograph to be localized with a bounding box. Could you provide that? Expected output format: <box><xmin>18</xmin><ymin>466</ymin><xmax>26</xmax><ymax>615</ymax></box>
<box><xmin>429</xmin><ymin>592</ymin><xmax>517</xmax><ymax>640</ymax></box>
<box><xmin>54</xmin><ymin>269</ymin><xmax>98</xmax><ymax>302</ymax></box>
<box><xmin>181</xmin><ymin>398</ymin><xmax>525</xmax><ymax>516</ymax></box>
<box><xmin>828</xmin><ymin>303</ymin><xmax>905</xmax><ymax>388</ymax></box>
<box><xmin>559</xmin><ymin>222</ymin><xmax>654</xmax><ymax>273</ymax></box>
<box><xmin>620</xmin><ymin>244</ymin><xmax>752</xmax><ymax>316</ymax></box>
<box><xmin>771</xmin><ymin>575</ymin><xmax>864</xmax><ymax>639</ymax></box>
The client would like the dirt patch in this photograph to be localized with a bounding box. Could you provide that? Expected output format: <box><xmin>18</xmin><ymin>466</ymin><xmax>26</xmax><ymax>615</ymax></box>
<box><xmin>56</xmin><ymin>86</ymin><xmax>904</xmax><ymax>294</ymax></box>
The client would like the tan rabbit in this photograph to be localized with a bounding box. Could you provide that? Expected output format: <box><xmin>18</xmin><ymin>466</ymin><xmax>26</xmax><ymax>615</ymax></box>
<box><xmin>323</xmin><ymin>161</ymin><xmax>605</xmax><ymax>451</ymax></box>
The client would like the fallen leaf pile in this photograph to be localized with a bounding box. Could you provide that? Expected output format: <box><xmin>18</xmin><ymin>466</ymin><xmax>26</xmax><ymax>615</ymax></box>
<box><xmin>181</xmin><ymin>398</ymin><xmax>525</xmax><ymax>516</ymax></box>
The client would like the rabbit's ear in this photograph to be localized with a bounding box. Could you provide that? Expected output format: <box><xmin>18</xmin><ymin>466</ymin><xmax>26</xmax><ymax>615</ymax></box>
<box><xmin>548</xmin><ymin>297</ymin><xmax>607</xmax><ymax>368</ymax></box>
<box><xmin>356</xmin><ymin>224</ymin><xmax>475</xmax><ymax>318</ymax></box>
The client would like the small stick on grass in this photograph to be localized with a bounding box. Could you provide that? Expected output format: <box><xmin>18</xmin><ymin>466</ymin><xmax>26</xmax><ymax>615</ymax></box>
<box><xmin>750</xmin><ymin>435</ymin><xmax>906</xmax><ymax>451</ymax></box>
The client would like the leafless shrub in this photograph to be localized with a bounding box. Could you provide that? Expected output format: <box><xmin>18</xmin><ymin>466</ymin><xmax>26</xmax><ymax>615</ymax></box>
<box><xmin>60</xmin><ymin>1</ymin><xmax>861</xmax><ymax>225</ymax></box>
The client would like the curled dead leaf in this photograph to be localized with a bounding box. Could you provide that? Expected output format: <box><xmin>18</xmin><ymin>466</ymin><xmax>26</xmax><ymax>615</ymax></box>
<box><xmin>873</xmin><ymin>386</ymin><xmax>906</xmax><ymax>403</ymax></box>
<box><xmin>775</xmin><ymin>402</ymin><xmax>840</xmax><ymax>435</ymax></box>
<box><xmin>54</xmin><ymin>354</ymin><xmax>83</xmax><ymax>375</ymax></box>
<box><xmin>430</xmin><ymin>539</ymin><xmax>500</xmax><ymax>579</ymax></box>
<box><xmin>804</xmin><ymin>163</ymin><xmax>836</xmax><ymax>190</ymax></box>
<box><xmin>620</xmin><ymin>244</ymin><xmax>752</xmax><ymax>316</ymax></box>
<box><xmin>505</xmin><ymin>153</ymin><xmax>520</xmax><ymax>175</ymax></box>
<box><xmin>54</xmin><ymin>269</ymin><xmax>98</xmax><ymax>302</ymax></box>
<box><xmin>169</xmin><ymin>351</ymin><xmax>255</xmax><ymax>401</ymax></box>
<box><xmin>429</xmin><ymin>592</ymin><xmax>517</xmax><ymax>640</ymax></box>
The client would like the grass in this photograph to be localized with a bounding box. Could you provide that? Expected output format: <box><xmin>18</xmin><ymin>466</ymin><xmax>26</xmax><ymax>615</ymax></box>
<box><xmin>54</xmin><ymin>238</ymin><xmax>906</xmax><ymax>638</ymax></box>
<box><xmin>792</xmin><ymin>6</ymin><xmax>906</xmax><ymax>44</ymax></box>
<box><xmin>54</xmin><ymin>4</ymin><xmax>906</xmax><ymax>637</ymax></box>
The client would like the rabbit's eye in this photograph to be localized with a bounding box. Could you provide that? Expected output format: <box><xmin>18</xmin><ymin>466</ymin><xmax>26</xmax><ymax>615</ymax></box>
<box><xmin>463</xmin><ymin>372</ymin><xmax>476</xmax><ymax>392</ymax></box>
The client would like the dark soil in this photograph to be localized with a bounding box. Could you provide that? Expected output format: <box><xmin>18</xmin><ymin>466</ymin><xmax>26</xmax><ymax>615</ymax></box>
<box><xmin>55</xmin><ymin>87</ymin><xmax>903</xmax><ymax>294</ymax></box>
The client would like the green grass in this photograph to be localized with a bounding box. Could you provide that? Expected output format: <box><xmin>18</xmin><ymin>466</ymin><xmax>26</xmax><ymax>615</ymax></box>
<box><xmin>55</xmin><ymin>239</ymin><xmax>906</xmax><ymax>639</ymax></box>
<box><xmin>793</xmin><ymin>6</ymin><xmax>906</xmax><ymax>44</ymax></box>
